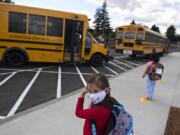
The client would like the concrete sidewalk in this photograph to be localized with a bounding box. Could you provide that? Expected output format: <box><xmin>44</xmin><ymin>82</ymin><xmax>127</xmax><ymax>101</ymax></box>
<box><xmin>0</xmin><ymin>53</ymin><xmax>180</xmax><ymax>135</ymax></box>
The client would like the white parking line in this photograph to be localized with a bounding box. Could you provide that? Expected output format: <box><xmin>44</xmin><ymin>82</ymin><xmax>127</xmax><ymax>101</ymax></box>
<box><xmin>113</xmin><ymin>59</ymin><xmax>134</xmax><ymax>68</ymax></box>
<box><xmin>0</xmin><ymin>66</ymin><xmax>54</xmax><ymax>71</ymax></box>
<box><xmin>15</xmin><ymin>69</ymin><xmax>114</xmax><ymax>77</ymax></box>
<box><xmin>57</xmin><ymin>66</ymin><xmax>61</xmax><ymax>98</ymax></box>
<box><xmin>75</xmin><ymin>66</ymin><xmax>87</xmax><ymax>86</ymax></box>
<box><xmin>0</xmin><ymin>72</ymin><xmax>17</xmax><ymax>76</ymax></box>
<box><xmin>109</xmin><ymin>62</ymin><xmax>127</xmax><ymax>71</ymax></box>
<box><xmin>0</xmin><ymin>116</ymin><xmax>6</xmax><ymax>120</ymax></box>
<box><xmin>0</xmin><ymin>66</ymin><xmax>54</xmax><ymax>76</ymax></box>
<box><xmin>129</xmin><ymin>59</ymin><xmax>144</xmax><ymax>64</ymax></box>
<box><xmin>103</xmin><ymin>64</ymin><xmax>118</xmax><ymax>75</ymax></box>
<box><xmin>90</xmin><ymin>66</ymin><xmax>99</xmax><ymax>73</ymax></box>
<box><xmin>0</xmin><ymin>68</ymin><xmax>22</xmax><ymax>71</ymax></box>
<box><xmin>40</xmin><ymin>71</ymin><xmax>58</xmax><ymax>74</ymax></box>
<box><xmin>114</xmin><ymin>55</ymin><xmax>128</xmax><ymax>59</ymax></box>
<box><xmin>7</xmin><ymin>68</ymin><xmax>42</xmax><ymax>117</ymax></box>
<box><xmin>0</xmin><ymin>72</ymin><xmax>16</xmax><ymax>86</ymax></box>
<box><xmin>117</xmin><ymin>58</ymin><xmax>140</xmax><ymax>66</ymax></box>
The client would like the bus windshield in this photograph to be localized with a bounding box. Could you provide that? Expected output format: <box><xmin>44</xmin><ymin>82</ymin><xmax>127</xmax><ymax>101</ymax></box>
<box><xmin>136</xmin><ymin>33</ymin><xmax>144</xmax><ymax>40</ymax></box>
<box><xmin>117</xmin><ymin>32</ymin><xmax>123</xmax><ymax>39</ymax></box>
<box><xmin>124</xmin><ymin>32</ymin><xmax>135</xmax><ymax>39</ymax></box>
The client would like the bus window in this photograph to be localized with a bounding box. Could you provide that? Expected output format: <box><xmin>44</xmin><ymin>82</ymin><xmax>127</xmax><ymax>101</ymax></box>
<box><xmin>47</xmin><ymin>17</ymin><xmax>63</xmax><ymax>37</ymax></box>
<box><xmin>117</xmin><ymin>32</ymin><xmax>123</xmax><ymax>39</ymax></box>
<box><xmin>28</xmin><ymin>14</ymin><xmax>46</xmax><ymax>35</ymax></box>
<box><xmin>124</xmin><ymin>32</ymin><xmax>135</xmax><ymax>39</ymax></box>
<box><xmin>85</xmin><ymin>32</ymin><xmax>92</xmax><ymax>54</ymax></box>
<box><xmin>136</xmin><ymin>33</ymin><xmax>143</xmax><ymax>40</ymax></box>
<box><xmin>9</xmin><ymin>12</ymin><xmax>27</xmax><ymax>33</ymax></box>
<box><xmin>117</xmin><ymin>32</ymin><xmax>123</xmax><ymax>44</ymax></box>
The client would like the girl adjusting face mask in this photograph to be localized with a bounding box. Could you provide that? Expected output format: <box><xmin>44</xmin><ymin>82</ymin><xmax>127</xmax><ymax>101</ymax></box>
<box><xmin>89</xmin><ymin>90</ymin><xmax>107</xmax><ymax>104</ymax></box>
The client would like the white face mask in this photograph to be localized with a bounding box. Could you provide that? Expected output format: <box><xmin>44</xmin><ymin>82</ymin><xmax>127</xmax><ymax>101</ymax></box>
<box><xmin>89</xmin><ymin>91</ymin><xmax>107</xmax><ymax>105</ymax></box>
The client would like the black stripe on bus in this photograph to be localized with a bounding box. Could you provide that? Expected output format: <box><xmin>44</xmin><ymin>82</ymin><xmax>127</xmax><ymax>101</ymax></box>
<box><xmin>26</xmin><ymin>48</ymin><xmax>62</xmax><ymax>52</ymax></box>
<box><xmin>0</xmin><ymin>46</ymin><xmax>7</xmax><ymax>49</ymax></box>
<box><xmin>0</xmin><ymin>39</ymin><xmax>63</xmax><ymax>46</ymax></box>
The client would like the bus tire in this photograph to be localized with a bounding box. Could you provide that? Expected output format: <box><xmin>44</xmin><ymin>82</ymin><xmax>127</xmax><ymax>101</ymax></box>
<box><xmin>90</xmin><ymin>54</ymin><xmax>104</xmax><ymax>67</ymax></box>
<box><xmin>5</xmin><ymin>51</ymin><xmax>26</xmax><ymax>67</ymax></box>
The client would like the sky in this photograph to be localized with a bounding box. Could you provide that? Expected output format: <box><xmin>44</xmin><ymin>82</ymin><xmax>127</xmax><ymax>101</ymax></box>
<box><xmin>14</xmin><ymin>0</ymin><xmax>180</xmax><ymax>34</ymax></box>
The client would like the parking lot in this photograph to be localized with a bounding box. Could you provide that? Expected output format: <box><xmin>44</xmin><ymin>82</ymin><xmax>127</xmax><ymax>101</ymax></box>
<box><xmin>0</xmin><ymin>55</ymin><xmax>148</xmax><ymax>120</ymax></box>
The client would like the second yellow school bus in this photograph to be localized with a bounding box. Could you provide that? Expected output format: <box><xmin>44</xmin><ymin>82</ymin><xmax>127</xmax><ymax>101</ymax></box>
<box><xmin>0</xmin><ymin>2</ymin><xmax>110</xmax><ymax>66</ymax></box>
<box><xmin>115</xmin><ymin>24</ymin><xmax>167</xmax><ymax>57</ymax></box>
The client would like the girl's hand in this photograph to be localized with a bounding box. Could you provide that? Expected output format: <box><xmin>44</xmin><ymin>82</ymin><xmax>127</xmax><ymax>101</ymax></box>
<box><xmin>79</xmin><ymin>84</ymin><xmax>91</xmax><ymax>98</ymax></box>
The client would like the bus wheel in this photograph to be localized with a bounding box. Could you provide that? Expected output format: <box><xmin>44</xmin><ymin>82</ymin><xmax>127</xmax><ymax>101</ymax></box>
<box><xmin>90</xmin><ymin>54</ymin><xmax>103</xmax><ymax>67</ymax></box>
<box><xmin>6</xmin><ymin>51</ymin><xmax>26</xmax><ymax>67</ymax></box>
<box><xmin>129</xmin><ymin>54</ymin><xmax>136</xmax><ymax>58</ymax></box>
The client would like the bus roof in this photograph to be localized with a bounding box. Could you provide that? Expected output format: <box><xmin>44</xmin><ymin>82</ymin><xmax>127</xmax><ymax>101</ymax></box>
<box><xmin>116</xmin><ymin>24</ymin><xmax>166</xmax><ymax>38</ymax></box>
<box><xmin>0</xmin><ymin>2</ymin><xmax>89</xmax><ymax>26</ymax></box>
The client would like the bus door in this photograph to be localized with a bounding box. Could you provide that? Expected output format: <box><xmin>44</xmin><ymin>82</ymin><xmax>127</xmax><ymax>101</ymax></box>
<box><xmin>64</xmin><ymin>19</ymin><xmax>83</xmax><ymax>62</ymax></box>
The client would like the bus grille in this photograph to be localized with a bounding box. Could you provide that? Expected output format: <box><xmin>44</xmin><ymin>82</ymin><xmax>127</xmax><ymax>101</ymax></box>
<box><xmin>124</xmin><ymin>43</ymin><xmax>134</xmax><ymax>47</ymax></box>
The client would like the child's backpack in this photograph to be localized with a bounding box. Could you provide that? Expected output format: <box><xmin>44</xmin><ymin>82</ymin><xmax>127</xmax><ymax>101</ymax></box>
<box><xmin>149</xmin><ymin>63</ymin><xmax>164</xmax><ymax>81</ymax></box>
<box><xmin>90</xmin><ymin>103</ymin><xmax>134</xmax><ymax>135</ymax></box>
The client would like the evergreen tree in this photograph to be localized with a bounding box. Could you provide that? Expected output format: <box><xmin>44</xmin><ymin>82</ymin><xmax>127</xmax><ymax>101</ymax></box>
<box><xmin>130</xmin><ymin>20</ymin><xmax>136</xmax><ymax>25</ymax></box>
<box><xmin>151</xmin><ymin>25</ymin><xmax>160</xmax><ymax>33</ymax></box>
<box><xmin>0</xmin><ymin>0</ymin><xmax>14</xmax><ymax>3</ymax></box>
<box><xmin>166</xmin><ymin>25</ymin><xmax>176</xmax><ymax>43</ymax></box>
<box><xmin>176</xmin><ymin>35</ymin><xmax>180</xmax><ymax>43</ymax></box>
<box><xmin>101</xmin><ymin>0</ymin><xmax>111</xmax><ymax>40</ymax></box>
<box><xmin>93</xmin><ymin>0</ymin><xmax>111</xmax><ymax>43</ymax></box>
<box><xmin>93</xmin><ymin>8</ymin><xmax>102</xmax><ymax>38</ymax></box>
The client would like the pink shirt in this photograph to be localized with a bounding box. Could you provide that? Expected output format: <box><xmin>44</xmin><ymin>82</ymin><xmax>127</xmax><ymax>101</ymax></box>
<box><xmin>147</xmin><ymin>61</ymin><xmax>155</xmax><ymax>73</ymax></box>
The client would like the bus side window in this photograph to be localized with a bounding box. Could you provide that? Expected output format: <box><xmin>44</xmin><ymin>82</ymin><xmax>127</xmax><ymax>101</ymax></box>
<box><xmin>85</xmin><ymin>33</ymin><xmax>92</xmax><ymax>54</ymax></box>
<box><xmin>28</xmin><ymin>14</ymin><xmax>46</xmax><ymax>35</ymax></box>
<box><xmin>9</xmin><ymin>12</ymin><xmax>27</xmax><ymax>33</ymax></box>
<box><xmin>47</xmin><ymin>17</ymin><xmax>63</xmax><ymax>37</ymax></box>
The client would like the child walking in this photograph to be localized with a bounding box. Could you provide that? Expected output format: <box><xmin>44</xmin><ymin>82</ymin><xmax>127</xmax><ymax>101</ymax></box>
<box><xmin>75</xmin><ymin>73</ymin><xmax>118</xmax><ymax>135</ymax></box>
<box><xmin>142</xmin><ymin>52</ymin><xmax>160</xmax><ymax>100</ymax></box>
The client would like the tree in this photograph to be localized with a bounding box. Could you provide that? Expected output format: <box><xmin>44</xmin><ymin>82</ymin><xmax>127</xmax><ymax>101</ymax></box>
<box><xmin>166</xmin><ymin>25</ymin><xmax>176</xmax><ymax>43</ymax></box>
<box><xmin>176</xmin><ymin>35</ymin><xmax>180</xmax><ymax>43</ymax></box>
<box><xmin>93</xmin><ymin>8</ymin><xmax>102</xmax><ymax>38</ymax></box>
<box><xmin>0</xmin><ymin>0</ymin><xmax>14</xmax><ymax>3</ymax></box>
<box><xmin>151</xmin><ymin>24</ymin><xmax>160</xmax><ymax>33</ymax></box>
<box><xmin>93</xmin><ymin>0</ymin><xmax>112</xmax><ymax>43</ymax></box>
<box><xmin>130</xmin><ymin>20</ymin><xmax>136</xmax><ymax>25</ymax></box>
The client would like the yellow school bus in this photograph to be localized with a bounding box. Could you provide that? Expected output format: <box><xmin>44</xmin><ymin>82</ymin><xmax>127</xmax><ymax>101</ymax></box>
<box><xmin>0</xmin><ymin>3</ymin><xmax>110</xmax><ymax>66</ymax></box>
<box><xmin>115</xmin><ymin>24</ymin><xmax>167</xmax><ymax>57</ymax></box>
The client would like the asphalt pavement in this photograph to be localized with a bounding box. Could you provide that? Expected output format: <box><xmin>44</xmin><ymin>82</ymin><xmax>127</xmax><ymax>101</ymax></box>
<box><xmin>0</xmin><ymin>54</ymin><xmax>148</xmax><ymax>120</ymax></box>
<box><xmin>0</xmin><ymin>52</ymin><xmax>179</xmax><ymax>135</ymax></box>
